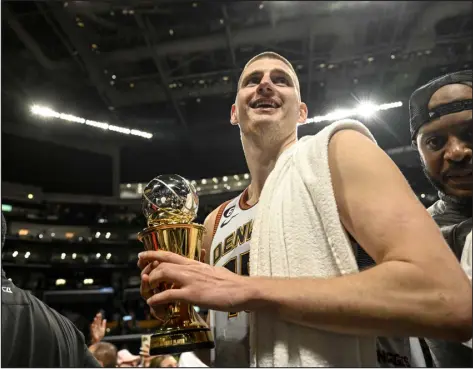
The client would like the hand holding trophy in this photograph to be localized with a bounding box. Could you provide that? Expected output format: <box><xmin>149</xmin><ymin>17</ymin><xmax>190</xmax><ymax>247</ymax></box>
<box><xmin>138</xmin><ymin>174</ymin><xmax>215</xmax><ymax>355</ymax></box>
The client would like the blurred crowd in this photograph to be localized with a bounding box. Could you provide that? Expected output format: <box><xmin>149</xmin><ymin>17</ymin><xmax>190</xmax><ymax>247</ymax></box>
<box><xmin>88</xmin><ymin>312</ymin><xmax>206</xmax><ymax>368</ymax></box>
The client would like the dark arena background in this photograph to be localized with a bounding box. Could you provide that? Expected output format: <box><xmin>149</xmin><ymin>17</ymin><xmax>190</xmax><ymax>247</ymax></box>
<box><xmin>1</xmin><ymin>0</ymin><xmax>471</xmax><ymax>366</ymax></box>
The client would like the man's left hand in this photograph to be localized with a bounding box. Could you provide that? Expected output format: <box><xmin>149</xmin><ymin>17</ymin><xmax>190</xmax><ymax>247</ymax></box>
<box><xmin>138</xmin><ymin>251</ymin><xmax>257</xmax><ymax>312</ymax></box>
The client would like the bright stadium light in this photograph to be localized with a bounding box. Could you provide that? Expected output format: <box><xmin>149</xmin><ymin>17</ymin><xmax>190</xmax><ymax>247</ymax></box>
<box><xmin>30</xmin><ymin>105</ymin><xmax>153</xmax><ymax>139</ymax></box>
<box><xmin>357</xmin><ymin>102</ymin><xmax>377</xmax><ymax>118</ymax></box>
<box><xmin>305</xmin><ymin>101</ymin><xmax>403</xmax><ymax>124</ymax></box>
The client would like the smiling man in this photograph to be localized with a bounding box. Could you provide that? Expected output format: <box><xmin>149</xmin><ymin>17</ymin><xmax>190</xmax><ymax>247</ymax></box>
<box><xmin>139</xmin><ymin>53</ymin><xmax>472</xmax><ymax>367</ymax></box>
<box><xmin>409</xmin><ymin>69</ymin><xmax>472</xmax><ymax>367</ymax></box>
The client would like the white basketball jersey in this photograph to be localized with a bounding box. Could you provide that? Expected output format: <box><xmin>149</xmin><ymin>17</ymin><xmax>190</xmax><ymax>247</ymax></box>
<box><xmin>209</xmin><ymin>189</ymin><xmax>255</xmax><ymax>367</ymax></box>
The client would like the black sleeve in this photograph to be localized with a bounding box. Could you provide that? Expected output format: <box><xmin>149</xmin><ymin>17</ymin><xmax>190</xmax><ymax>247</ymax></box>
<box><xmin>83</xmin><ymin>345</ymin><xmax>102</xmax><ymax>367</ymax></box>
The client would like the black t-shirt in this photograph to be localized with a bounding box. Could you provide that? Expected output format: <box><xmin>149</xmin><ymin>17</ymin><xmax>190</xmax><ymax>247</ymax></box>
<box><xmin>1</xmin><ymin>273</ymin><xmax>101</xmax><ymax>367</ymax></box>
<box><xmin>426</xmin><ymin>194</ymin><xmax>472</xmax><ymax>368</ymax></box>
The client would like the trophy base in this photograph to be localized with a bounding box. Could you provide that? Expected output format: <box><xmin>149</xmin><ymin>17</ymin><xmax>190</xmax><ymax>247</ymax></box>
<box><xmin>149</xmin><ymin>327</ymin><xmax>215</xmax><ymax>356</ymax></box>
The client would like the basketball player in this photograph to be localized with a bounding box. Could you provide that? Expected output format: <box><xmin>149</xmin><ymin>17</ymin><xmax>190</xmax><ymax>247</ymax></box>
<box><xmin>138</xmin><ymin>53</ymin><xmax>471</xmax><ymax>367</ymax></box>
<box><xmin>409</xmin><ymin>70</ymin><xmax>472</xmax><ymax>366</ymax></box>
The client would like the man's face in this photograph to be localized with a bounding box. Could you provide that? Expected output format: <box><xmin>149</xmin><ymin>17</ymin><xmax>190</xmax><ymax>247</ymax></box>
<box><xmin>416</xmin><ymin>84</ymin><xmax>472</xmax><ymax>198</ymax></box>
<box><xmin>231</xmin><ymin>57</ymin><xmax>307</xmax><ymax>137</ymax></box>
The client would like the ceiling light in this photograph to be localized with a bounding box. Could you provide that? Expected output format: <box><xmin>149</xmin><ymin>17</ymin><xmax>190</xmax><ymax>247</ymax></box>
<box><xmin>357</xmin><ymin>102</ymin><xmax>378</xmax><ymax>118</ymax></box>
<box><xmin>84</xmin><ymin>278</ymin><xmax>94</xmax><ymax>285</ymax></box>
<box><xmin>305</xmin><ymin>101</ymin><xmax>402</xmax><ymax>124</ymax></box>
<box><xmin>12</xmin><ymin>251</ymin><xmax>18</xmax><ymax>258</ymax></box>
<box><xmin>96</xmin><ymin>253</ymin><xmax>101</xmax><ymax>258</ymax></box>
<box><xmin>56</xmin><ymin>279</ymin><xmax>66</xmax><ymax>286</ymax></box>
<box><xmin>319</xmin><ymin>63</ymin><xmax>326</xmax><ymax>68</ymax></box>
<box><xmin>38</xmin><ymin>234</ymin><xmax>43</xmax><ymax>239</ymax></box>
<box><xmin>234</xmin><ymin>175</ymin><xmax>239</xmax><ymax>180</ymax></box>
<box><xmin>27</xmin><ymin>193</ymin><xmax>34</xmax><ymax>199</ymax></box>
<box><xmin>201</xmin><ymin>179</ymin><xmax>207</xmax><ymax>184</ymax></box>
<box><xmin>24</xmin><ymin>252</ymin><xmax>30</xmax><ymax>259</ymax></box>
<box><xmin>390</xmin><ymin>54</ymin><xmax>396</xmax><ymax>60</ymax></box>
<box><xmin>106</xmin><ymin>253</ymin><xmax>112</xmax><ymax>259</ymax></box>
<box><xmin>212</xmin><ymin>177</ymin><xmax>218</xmax><ymax>183</ymax></box>
<box><xmin>51</xmin><ymin>233</ymin><xmax>55</xmax><ymax>237</ymax></box>
<box><xmin>244</xmin><ymin>173</ymin><xmax>250</xmax><ymax>179</ymax></box>
<box><xmin>421</xmin><ymin>193</ymin><xmax>426</xmax><ymax>198</ymax></box>
<box><xmin>169</xmin><ymin>29</ymin><xmax>174</xmax><ymax>36</ymax></box>
<box><xmin>367</xmin><ymin>57</ymin><xmax>374</xmax><ymax>62</ymax></box>
<box><xmin>259</xmin><ymin>3</ymin><xmax>264</xmax><ymax>9</ymax></box>
<box><xmin>220</xmin><ymin>19</ymin><xmax>224</xmax><ymax>24</ymax></box>
<box><xmin>222</xmin><ymin>76</ymin><xmax>229</xmax><ymax>81</ymax></box>
<box><xmin>19</xmin><ymin>229</ymin><xmax>29</xmax><ymax>236</ymax></box>
<box><xmin>65</xmin><ymin>232</ymin><xmax>74</xmax><ymax>239</ymax></box>
<box><xmin>223</xmin><ymin>176</ymin><xmax>228</xmax><ymax>182</ymax></box>
<box><xmin>105</xmin><ymin>232</ymin><xmax>111</xmax><ymax>239</ymax></box>
<box><xmin>214</xmin><ymin>185</ymin><xmax>218</xmax><ymax>189</ymax></box>
<box><xmin>112</xmin><ymin>75</ymin><xmax>116</xmax><ymax>80</ymax></box>
<box><xmin>61</xmin><ymin>253</ymin><xmax>66</xmax><ymax>259</ymax></box>
<box><xmin>72</xmin><ymin>253</ymin><xmax>77</xmax><ymax>259</ymax></box>
<box><xmin>95</xmin><ymin>232</ymin><xmax>101</xmax><ymax>238</ymax></box>
<box><xmin>196</xmin><ymin>98</ymin><xmax>201</xmax><ymax>103</ymax></box>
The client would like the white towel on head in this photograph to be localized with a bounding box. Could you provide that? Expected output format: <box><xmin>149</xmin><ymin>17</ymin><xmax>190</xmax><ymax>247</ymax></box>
<box><xmin>249</xmin><ymin>119</ymin><xmax>378</xmax><ymax>367</ymax></box>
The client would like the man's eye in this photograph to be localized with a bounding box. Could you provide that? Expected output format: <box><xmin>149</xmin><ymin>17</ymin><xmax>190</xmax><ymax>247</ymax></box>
<box><xmin>426</xmin><ymin>136</ymin><xmax>445</xmax><ymax>151</ymax></box>
<box><xmin>273</xmin><ymin>77</ymin><xmax>288</xmax><ymax>85</ymax></box>
<box><xmin>245</xmin><ymin>77</ymin><xmax>259</xmax><ymax>86</ymax></box>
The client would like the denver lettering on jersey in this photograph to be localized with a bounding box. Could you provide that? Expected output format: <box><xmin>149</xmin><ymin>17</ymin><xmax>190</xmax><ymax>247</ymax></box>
<box><xmin>213</xmin><ymin>219</ymin><xmax>253</xmax><ymax>265</ymax></box>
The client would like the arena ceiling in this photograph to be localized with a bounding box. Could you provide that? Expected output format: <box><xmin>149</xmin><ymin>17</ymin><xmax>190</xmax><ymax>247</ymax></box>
<box><xmin>2</xmin><ymin>0</ymin><xmax>472</xmax><ymax>190</ymax></box>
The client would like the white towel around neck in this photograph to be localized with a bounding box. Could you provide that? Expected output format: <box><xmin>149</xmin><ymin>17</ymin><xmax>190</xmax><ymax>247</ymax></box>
<box><xmin>249</xmin><ymin>119</ymin><xmax>378</xmax><ymax>367</ymax></box>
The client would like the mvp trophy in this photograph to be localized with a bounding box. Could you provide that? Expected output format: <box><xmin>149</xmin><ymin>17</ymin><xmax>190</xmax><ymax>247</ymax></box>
<box><xmin>137</xmin><ymin>174</ymin><xmax>215</xmax><ymax>355</ymax></box>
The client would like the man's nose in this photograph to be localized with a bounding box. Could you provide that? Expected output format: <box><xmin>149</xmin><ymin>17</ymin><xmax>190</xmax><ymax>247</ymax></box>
<box><xmin>444</xmin><ymin>136</ymin><xmax>472</xmax><ymax>163</ymax></box>
<box><xmin>257</xmin><ymin>75</ymin><xmax>274</xmax><ymax>96</ymax></box>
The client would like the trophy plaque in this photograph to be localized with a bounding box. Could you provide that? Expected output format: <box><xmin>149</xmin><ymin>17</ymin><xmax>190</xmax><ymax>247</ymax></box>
<box><xmin>137</xmin><ymin>174</ymin><xmax>215</xmax><ymax>355</ymax></box>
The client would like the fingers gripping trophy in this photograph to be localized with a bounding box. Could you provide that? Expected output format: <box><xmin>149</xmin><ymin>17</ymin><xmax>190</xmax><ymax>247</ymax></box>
<box><xmin>138</xmin><ymin>174</ymin><xmax>215</xmax><ymax>355</ymax></box>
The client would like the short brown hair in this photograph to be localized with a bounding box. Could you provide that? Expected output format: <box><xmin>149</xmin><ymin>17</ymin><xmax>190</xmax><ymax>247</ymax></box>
<box><xmin>90</xmin><ymin>342</ymin><xmax>117</xmax><ymax>368</ymax></box>
<box><xmin>237</xmin><ymin>51</ymin><xmax>301</xmax><ymax>97</ymax></box>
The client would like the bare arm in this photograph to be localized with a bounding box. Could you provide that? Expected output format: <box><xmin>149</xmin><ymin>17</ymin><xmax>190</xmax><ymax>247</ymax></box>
<box><xmin>141</xmin><ymin>130</ymin><xmax>472</xmax><ymax>342</ymax></box>
<box><xmin>247</xmin><ymin>130</ymin><xmax>472</xmax><ymax>341</ymax></box>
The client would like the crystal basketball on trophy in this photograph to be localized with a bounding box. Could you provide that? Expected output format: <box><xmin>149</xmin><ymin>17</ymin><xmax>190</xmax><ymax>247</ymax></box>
<box><xmin>138</xmin><ymin>174</ymin><xmax>215</xmax><ymax>355</ymax></box>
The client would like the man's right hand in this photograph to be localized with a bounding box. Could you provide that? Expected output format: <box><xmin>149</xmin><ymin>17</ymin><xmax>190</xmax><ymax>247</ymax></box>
<box><xmin>140</xmin><ymin>260</ymin><xmax>167</xmax><ymax>320</ymax></box>
<box><xmin>139</xmin><ymin>250</ymin><xmax>207</xmax><ymax>320</ymax></box>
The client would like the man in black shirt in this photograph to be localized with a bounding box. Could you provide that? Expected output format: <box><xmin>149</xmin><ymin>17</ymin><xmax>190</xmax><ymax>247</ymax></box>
<box><xmin>409</xmin><ymin>70</ymin><xmax>472</xmax><ymax>367</ymax></box>
<box><xmin>1</xmin><ymin>213</ymin><xmax>101</xmax><ymax>367</ymax></box>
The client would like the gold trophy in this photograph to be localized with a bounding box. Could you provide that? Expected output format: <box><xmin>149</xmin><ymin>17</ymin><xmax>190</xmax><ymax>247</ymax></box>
<box><xmin>137</xmin><ymin>174</ymin><xmax>215</xmax><ymax>355</ymax></box>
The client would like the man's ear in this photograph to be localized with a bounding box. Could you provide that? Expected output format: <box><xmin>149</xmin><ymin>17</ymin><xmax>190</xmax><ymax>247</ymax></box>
<box><xmin>297</xmin><ymin>102</ymin><xmax>308</xmax><ymax>124</ymax></box>
<box><xmin>230</xmin><ymin>104</ymin><xmax>239</xmax><ymax>125</ymax></box>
